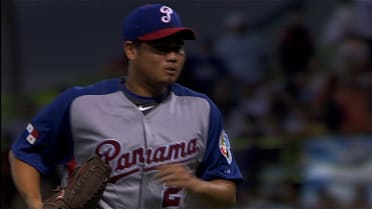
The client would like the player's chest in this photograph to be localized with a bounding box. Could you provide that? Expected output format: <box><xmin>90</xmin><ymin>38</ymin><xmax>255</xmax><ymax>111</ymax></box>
<box><xmin>70</xmin><ymin>100</ymin><xmax>206</xmax><ymax>142</ymax></box>
<box><xmin>69</xmin><ymin>99</ymin><xmax>207</xmax><ymax>168</ymax></box>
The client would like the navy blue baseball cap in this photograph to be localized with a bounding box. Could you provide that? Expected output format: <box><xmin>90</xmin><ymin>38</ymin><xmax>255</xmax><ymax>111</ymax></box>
<box><xmin>123</xmin><ymin>4</ymin><xmax>196</xmax><ymax>41</ymax></box>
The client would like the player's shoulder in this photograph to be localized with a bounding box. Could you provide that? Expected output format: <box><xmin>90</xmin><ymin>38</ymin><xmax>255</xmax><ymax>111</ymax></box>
<box><xmin>171</xmin><ymin>83</ymin><xmax>209</xmax><ymax>99</ymax></box>
<box><xmin>70</xmin><ymin>78</ymin><xmax>121</xmax><ymax>94</ymax></box>
<box><xmin>171</xmin><ymin>83</ymin><xmax>224</xmax><ymax>123</ymax></box>
<box><xmin>52</xmin><ymin>78</ymin><xmax>122</xmax><ymax>105</ymax></box>
<box><xmin>62</xmin><ymin>78</ymin><xmax>121</xmax><ymax>97</ymax></box>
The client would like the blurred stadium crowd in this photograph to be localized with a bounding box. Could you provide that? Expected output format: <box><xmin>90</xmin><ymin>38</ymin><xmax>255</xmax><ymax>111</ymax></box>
<box><xmin>2</xmin><ymin>0</ymin><xmax>371</xmax><ymax>208</ymax></box>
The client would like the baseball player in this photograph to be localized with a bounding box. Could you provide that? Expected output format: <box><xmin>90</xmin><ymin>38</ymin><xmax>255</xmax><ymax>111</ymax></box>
<box><xmin>9</xmin><ymin>3</ymin><xmax>243</xmax><ymax>209</ymax></box>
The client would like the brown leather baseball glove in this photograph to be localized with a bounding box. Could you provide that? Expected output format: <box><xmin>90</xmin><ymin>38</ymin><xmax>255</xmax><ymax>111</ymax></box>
<box><xmin>43</xmin><ymin>154</ymin><xmax>111</xmax><ymax>209</ymax></box>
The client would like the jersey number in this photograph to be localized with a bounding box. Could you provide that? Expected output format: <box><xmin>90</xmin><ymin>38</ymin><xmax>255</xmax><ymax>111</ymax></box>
<box><xmin>162</xmin><ymin>187</ymin><xmax>182</xmax><ymax>207</ymax></box>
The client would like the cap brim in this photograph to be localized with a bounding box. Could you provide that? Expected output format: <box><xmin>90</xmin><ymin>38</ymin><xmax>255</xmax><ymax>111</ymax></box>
<box><xmin>138</xmin><ymin>28</ymin><xmax>196</xmax><ymax>41</ymax></box>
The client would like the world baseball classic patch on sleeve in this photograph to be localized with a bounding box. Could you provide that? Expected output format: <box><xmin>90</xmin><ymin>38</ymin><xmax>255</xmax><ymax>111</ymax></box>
<box><xmin>219</xmin><ymin>130</ymin><xmax>232</xmax><ymax>164</ymax></box>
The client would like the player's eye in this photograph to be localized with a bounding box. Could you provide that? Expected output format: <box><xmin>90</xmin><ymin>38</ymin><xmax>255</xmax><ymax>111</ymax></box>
<box><xmin>150</xmin><ymin>44</ymin><xmax>183</xmax><ymax>54</ymax></box>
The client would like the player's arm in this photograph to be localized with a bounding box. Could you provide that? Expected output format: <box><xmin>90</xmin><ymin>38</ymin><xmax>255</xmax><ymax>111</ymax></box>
<box><xmin>156</xmin><ymin>163</ymin><xmax>236</xmax><ymax>208</ymax></box>
<box><xmin>9</xmin><ymin>150</ymin><xmax>43</xmax><ymax>209</ymax></box>
<box><xmin>187</xmin><ymin>178</ymin><xmax>236</xmax><ymax>208</ymax></box>
<box><xmin>8</xmin><ymin>88</ymin><xmax>76</xmax><ymax>209</ymax></box>
<box><xmin>187</xmin><ymin>179</ymin><xmax>236</xmax><ymax>208</ymax></box>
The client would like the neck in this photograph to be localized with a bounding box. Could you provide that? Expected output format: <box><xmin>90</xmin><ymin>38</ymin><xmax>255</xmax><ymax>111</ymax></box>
<box><xmin>125</xmin><ymin>78</ymin><xmax>168</xmax><ymax>97</ymax></box>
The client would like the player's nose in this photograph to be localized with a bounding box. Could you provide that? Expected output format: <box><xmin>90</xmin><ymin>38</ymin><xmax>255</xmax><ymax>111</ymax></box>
<box><xmin>165</xmin><ymin>51</ymin><xmax>179</xmax><ymax>63</ymax></box>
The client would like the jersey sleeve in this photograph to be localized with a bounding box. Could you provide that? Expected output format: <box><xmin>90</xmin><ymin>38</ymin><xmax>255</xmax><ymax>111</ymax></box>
<box><xmin>196</xmin><ymin>101</ymin><xmax>244</xmax><ymax>184</ymax></box>
<box><xmin>11</xmin><ymin>88</ymin><xmax>76</xmax><ymax>175</ymax></box>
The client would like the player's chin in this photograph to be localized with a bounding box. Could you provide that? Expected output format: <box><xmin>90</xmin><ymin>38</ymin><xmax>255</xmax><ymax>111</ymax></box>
<box><xmin>162</xmin><ymin>74</ymin><xmax>180</xmax><ymax>84</ymax></box>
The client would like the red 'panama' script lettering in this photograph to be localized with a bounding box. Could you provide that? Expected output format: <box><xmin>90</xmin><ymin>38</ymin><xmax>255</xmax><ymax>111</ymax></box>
<box><xmin>95</xmin><ymin>138</ymin><xmax>200</xmax><ymax>183</ymax></box>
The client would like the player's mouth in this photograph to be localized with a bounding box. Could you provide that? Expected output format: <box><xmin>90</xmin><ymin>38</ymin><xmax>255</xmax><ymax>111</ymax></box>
<box><xmin>164</xmin><ymin>67</ymin><xmax>177</xmax><ymax>75</ymax></box>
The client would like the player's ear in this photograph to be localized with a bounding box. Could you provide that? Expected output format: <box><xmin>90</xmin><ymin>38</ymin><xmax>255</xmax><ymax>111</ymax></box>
<box><xmin>123</xmin><ymin>41</ymin><xmax>138</xmax><ymax>60</ymax></box>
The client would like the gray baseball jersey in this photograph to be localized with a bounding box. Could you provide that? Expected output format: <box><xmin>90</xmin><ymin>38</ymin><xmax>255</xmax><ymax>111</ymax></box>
<box><xmin>12</xmin><ymin>78</ymin><xmax>243</xmax><ymax>208</ymax></box>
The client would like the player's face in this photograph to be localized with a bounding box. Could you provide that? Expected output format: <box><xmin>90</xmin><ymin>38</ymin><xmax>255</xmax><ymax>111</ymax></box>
<box><xmin>127</xmin><ymin>36</ymin><xmax>186</xmax><ymax>88</ymax></box>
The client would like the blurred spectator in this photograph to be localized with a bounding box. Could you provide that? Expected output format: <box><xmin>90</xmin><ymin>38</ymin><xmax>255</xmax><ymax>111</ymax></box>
<box><xmin>321</xmin><ymin>0</ymin><xmax>354</xmax><ymax>47</ymax></box>
<box><xmin>348</xmin><ymin>184</ymin><xmax>372</xmax><ymax>209</ymax></box>
<box><xmin>321</xmin><ymin>0</ymin><xmax>372</xmax><ymax>72</ymax></box>
<box><xmin>215</xmin><ymin>11</ymin><xmax>269</xmax><ymax>90</ymax></box>
<box><xmin>322</xmin><ymin>0</ymin><xmax>372</xmax><ymax>50</ymax></box>
<box><xmin>332</xmin><ymin>35</ymin><xmax>371</xmax><ymax>133</ymax></box>
<box><xmin>179</xmin><ymin>36</ymin><xmax>238</xmax><ymax>116</ymax></box>
<box><xmin>334</xmin><ymin>35</ymin><xmax>371</xmax><ymax>77</ymax></box>
<box><xmin>352</xmin><ymin>0</ymin><xmax>372</xmax><ymax>61</ymax></box>
<box><xmin>278</xmin><ymin>8</ymin><xmax>315</xmax><ymax>100</ymax></box>
<box><xmin>239</xmin><ymin>181</ymin><xmax>299</xmax><ymax>209</ymax></box>
<box><xmin>226</xmin><ymin>77</ymin><xmax>312</xmax><ymax>140</ymax></box>
<box><xmin>335</xmin><ymin>79</ymin><xmax>372</xmax><ymax>134</ymax></box>
<box><xmin>210</xmin><ymin>78</ymin><xmax>237</xmax><ymax>117</ymax></box>
<box><xmin>226</xmin><ymin>83</ymin><xmax>273</xmax><ymax>139</ymax></box>
<box><xmin>311</xmin><ymin>74</ymin><xmax>343</xmax><ymax>133</ymax></box>
<box><xmin>301</xmin><ymin>136</ymin><xmax>372</xmax><ymax>208</ymax></box>
<box><xmin>180</xmin><ymin>36</ymin><xmax>229</xmax><ymax>97</ymax></box>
